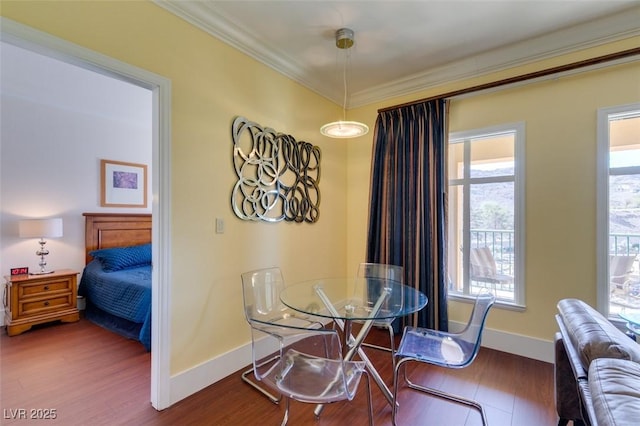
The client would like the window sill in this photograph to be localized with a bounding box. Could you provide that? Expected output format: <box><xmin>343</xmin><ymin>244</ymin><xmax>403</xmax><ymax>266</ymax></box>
<box><xmin>448</xmin><ymin>293</ymin><xmax>526</xmax><ymax>312</ymax></box>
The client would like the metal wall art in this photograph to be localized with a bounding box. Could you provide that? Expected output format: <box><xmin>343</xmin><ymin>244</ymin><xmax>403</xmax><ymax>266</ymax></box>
<box><xmin>231</xmin><ymin>116</ymin><xmax>321</xmax><ymax>223</ymax></box>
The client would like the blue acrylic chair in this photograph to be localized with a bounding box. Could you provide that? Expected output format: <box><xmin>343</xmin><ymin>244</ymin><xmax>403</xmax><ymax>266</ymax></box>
<box><xmin>391</xmin><ymin>292</ymin><xmax>496</xmax><ymax>426</ymax></box>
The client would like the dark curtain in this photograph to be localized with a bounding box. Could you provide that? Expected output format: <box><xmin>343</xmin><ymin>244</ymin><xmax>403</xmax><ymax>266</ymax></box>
<box><xmin>366</xmin><ymin>99</ymin><xmax>449</xmax><ymax>331</ymax></box>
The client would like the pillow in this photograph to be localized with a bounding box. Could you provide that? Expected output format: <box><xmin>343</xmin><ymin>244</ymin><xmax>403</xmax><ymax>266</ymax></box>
<box><xmin>90</xmin><ymin>243</ymin><xmax>151</xmax><ymax>272</ymax></box>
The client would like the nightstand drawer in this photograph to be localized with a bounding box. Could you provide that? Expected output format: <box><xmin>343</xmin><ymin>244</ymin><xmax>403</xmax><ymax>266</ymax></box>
<box><xmin>4</xmin><ymin>269</ymin><xmax>79</xmax><ymax>336</ymax></box>
<box><xmin>19</xmin><ymin>294</ymin><xmax>74</xmax><ymax>317</ymax></box>
<box><xmin>19</xmin><ymin>279</ymin><xmax>72</xmax><ymax>298</ymax></box>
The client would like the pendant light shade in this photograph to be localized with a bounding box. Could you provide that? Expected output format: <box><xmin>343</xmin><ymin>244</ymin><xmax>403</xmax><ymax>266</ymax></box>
<box><xmin>320</xmin><ymin>120</ymin><xmax>369</xmax><ymax>138</ymax></box>
<box><xmin>321</xmin><ymin>28</ymin><xmax>369</xmax><ymax>139</ymax></box>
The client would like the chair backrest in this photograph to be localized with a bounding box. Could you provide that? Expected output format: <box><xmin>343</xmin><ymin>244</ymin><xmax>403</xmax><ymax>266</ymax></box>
<box><xmin>357</xmin><ymin>262</ymin><xmax>404</xmax><ymax>283</ymax></box>
<box><xmin>456</xmin><ymin>292</ymin><xmax>496</xmax><ymax>366</ymax></box>
<box><xmin>470</xmin><ymin>247</ymin><xmax>497</xmax><ymax>279</ymax></box>
<box><xmin>241</xmin><ymin>267</ymin><xmax>287</xmax><ymax>323</ymax></box>
<box><xmin>356</xmin><ymin>262</ymin><xmax>404</xmax><ymax>315</ymax></box>
<box><xmin>609</xmin><ymin>255</ymin><xmax>636</xmax><ymax>285</ymax></box>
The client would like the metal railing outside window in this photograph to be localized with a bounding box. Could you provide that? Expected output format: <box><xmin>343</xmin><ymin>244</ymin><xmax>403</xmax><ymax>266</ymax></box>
<box><xmin>469</xmin><ymin>231</ymin><xmax>640</xmax><ymax>280</ymax></box>
<box><xmin>610</xmin><ymin>233</ymin><xmax>640</xmax><ymax>257</ymax></box>
<box><xmin>470</xmin><ymin>229</ymin><xmax>515</xmax><ymax>276</ymax></box>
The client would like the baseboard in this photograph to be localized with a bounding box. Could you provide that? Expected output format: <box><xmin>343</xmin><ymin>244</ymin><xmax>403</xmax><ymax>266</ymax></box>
<box><xmin>169</xmin><ymin>341</ymin><xmax>253</xmax><ymax>406</ymax></box>
<box><xmin>169</xmin><ymin>323</ymin><xmax>553</xmax><ymax>406</ymax></box>
<box><xmin>449</xmin><ymin>320</ymin><xmax>554</xmax><ymax>363</ymax></box>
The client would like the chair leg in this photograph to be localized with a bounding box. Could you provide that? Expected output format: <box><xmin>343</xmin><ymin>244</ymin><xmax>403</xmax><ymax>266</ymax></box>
<box><xmin>281</xmin><ymin>397</ymin><xmax>290</xmax><ymax>426</ymax></box>
<box><xmin>393</xmin><ymin>358</ymin><xmax>488</xmax><ymax>426</ymax></box>
<box><xmin>405</xmin><ymin>380</ymin><xmax>488</xmax><ymax>425</ymax></box>
<box><xmin>363</xmin><ymin>371</ymin><xmax>374</xmax><ymax>426</ymax></box>
<box><xmin>361</xmin><ymin>342</ymin><xmax>393</xmax><ymax>352</ymax></box>
<box><xmin>392</xmin><ymin>360</ymin><xmax>403</xmax><ymax>426</ymax></box>
<box><xmin>241</xmin><ymin>355</ymin><xmax>282</xmax><ymax>404</ymax></box>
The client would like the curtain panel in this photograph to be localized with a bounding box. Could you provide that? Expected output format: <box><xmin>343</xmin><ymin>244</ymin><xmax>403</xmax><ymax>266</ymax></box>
<box><xmin>366</xmin><ymin>99</ymin><xmax>449</xmax><ymax>331</ymax></box>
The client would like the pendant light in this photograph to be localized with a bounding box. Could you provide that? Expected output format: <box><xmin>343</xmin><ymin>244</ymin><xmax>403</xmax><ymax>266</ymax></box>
<box><xmin>320</xmin><ymin>28</ymin><xmax>369</xmax><ymax>139</ymax></box>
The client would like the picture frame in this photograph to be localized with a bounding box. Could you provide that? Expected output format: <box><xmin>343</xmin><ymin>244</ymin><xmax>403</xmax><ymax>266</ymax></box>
<box><xmin>100</xmin><ymin>159</ymin><xmax>148</xmax><ymax>208</ymax></box>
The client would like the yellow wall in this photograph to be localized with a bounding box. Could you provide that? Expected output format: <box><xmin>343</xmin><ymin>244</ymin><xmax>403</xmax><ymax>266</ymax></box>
<box><xmin>448</xmin><ymin>61</ymin><xmax>640</xmax><ymax>337</ymax></box>
<box><xmin>347</xmin><ymin>44</ymin><xmax>640</xmax><ymax>341</ymax></box>
<box><xmin>3</xmin><ymin>0</ymin><xmax>639</xmax><ymax>379</ymax></box>
<box><xmin>1</xmin><ymin>1</ymin><xmax>347</xmax><ymax>375</ymax></box>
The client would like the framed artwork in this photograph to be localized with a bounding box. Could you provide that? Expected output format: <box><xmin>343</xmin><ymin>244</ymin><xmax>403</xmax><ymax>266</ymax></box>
<box><xmin>100</xmin><ymin>159</ymin><xmax>148</xmax><ymax>208</ymax></box>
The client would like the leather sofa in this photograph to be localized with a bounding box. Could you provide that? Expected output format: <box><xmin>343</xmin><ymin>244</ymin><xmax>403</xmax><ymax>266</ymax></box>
<box><xmin>555</xmin><ymin>298</ymin><xmax>640</xmax><ymax>426</ymax></box>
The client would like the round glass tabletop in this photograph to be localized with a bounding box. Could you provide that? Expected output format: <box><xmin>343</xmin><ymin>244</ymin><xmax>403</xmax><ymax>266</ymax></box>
<box><xmin>280</xmin><ymin>277</ymin><xmax>428</xmax><ymax>321</ymax></box>
<box><xmin>619</xmin><ymin>311</ymin><xmax>640</xmax><ymax>335</ymax></box>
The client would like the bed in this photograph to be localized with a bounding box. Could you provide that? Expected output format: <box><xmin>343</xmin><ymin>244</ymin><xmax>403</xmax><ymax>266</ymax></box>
<box><xmin>78</xmin><ymin>213</ymin><xmax>152</xmax><ymax>351</ymax></box>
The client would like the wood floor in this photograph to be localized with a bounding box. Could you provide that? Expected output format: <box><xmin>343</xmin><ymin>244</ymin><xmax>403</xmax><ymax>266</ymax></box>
<box><xmin>1</xmin><ymin>319</ymin><xmax>558</xmax><ymax>425</ymax></box>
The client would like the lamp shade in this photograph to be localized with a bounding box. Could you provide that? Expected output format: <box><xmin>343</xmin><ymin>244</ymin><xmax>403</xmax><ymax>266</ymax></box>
<box><xmin>19</xmin><ymin>218</ymin><xmax>63</xmax><ymax>238</ymax></box>
<box><xmin>320</xmin><ymin>120</ymin><xmax>369</xmax><ymax>138</ymax></box>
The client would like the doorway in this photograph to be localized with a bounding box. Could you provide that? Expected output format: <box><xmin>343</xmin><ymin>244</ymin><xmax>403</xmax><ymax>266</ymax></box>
<box><xmin>0</xmin><ymin>18</ymin><xmax>171</xmax><ymax>409</ymax></box>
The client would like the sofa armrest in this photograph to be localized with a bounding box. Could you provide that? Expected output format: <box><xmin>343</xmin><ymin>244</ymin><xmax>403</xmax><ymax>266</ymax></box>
<box><xmin>556</xmin><ymin>315</ymin><xmax>588</xmax><ymax>379</ymax></box>
<box><xmin>557</xmin><ymin>299</ymin><xmax>640</xmax><ymax>369</ymax></box>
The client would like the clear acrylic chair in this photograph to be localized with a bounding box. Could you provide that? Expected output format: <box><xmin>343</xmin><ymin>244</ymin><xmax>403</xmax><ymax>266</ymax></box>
<box><xmin>243</xmin><ymin>283</ymin><xmax>373</xmax><ymax>425</ymax></box>
<box><xmin>355</xmin><ymin>263</ymin><xmax>404</xmax><ymax>369</ymax></box>
<box><xmin>391</xmin><ymin>292</ymin><xmax>496</xmax><ymax>426</ymax></box>
<box><xmin>241</xmin><ymin>267</ymin><xmax>323</xmax><ymax>404</ymax></box>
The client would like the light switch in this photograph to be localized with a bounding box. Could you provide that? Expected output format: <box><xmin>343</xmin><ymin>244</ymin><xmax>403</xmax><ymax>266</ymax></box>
<box><xmin>215</xmin><ymin>218</ymin><xmax>224</xmax><ymax>234</ymax></box>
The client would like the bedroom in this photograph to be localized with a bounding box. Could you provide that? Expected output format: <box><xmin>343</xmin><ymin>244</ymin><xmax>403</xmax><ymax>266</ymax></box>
<box><xmin>1</xmin><ymin>0</ymin><xmax>639</xmax><ymax>420</ymax></box>
<box><xmin>0</xmin><ymin>39</ymin><xmax>154</xmax><ymax>350</ymax></box>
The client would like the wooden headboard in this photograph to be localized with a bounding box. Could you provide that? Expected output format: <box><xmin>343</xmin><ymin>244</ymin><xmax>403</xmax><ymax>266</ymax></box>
<box><xmin>83</xmin><ymin>213</ymin><xmax>152</xmax><ymax>264</ymax></box>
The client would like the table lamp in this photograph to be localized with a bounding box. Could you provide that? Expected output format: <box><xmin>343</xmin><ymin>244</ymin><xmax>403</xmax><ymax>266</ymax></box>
<box><xmin>19</xmin><ymin>217</ymin><xmax>63</xmax><ymax>274</ymax></box>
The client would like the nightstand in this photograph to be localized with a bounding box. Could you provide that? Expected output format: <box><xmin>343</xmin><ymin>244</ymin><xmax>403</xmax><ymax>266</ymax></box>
<box><xmin>3</xmin><ymin>269</ymin><xmax>80</xmax><ymax>336</ymax></box>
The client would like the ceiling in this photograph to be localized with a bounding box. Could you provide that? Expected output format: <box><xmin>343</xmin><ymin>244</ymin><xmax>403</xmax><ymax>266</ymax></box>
<box><xmin>1</xmin><ymin>41</ymin><xmax>152</xmax><ymax>125</ymax></box>
<box><xmin>155</xmin><ymin>0</ymin><xmax>640</xmax><ymax>108</ymax></box>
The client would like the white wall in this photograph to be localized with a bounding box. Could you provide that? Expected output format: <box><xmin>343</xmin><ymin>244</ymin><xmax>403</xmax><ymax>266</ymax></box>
<box><xmin>0</xmin><ymin>42</ymin><xmax>152</xmax><ymax>313</ymax></box>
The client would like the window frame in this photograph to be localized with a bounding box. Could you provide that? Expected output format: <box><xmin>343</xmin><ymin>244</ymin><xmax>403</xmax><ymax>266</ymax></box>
<box><xmin>596</xmin><ymin>102</ymin><xmax>640</xmax><ymax>316</ymax></box>
<box><xmin>448</xmin><ymin>122</ymin><xmax>526</xmax><ymax>308</ymax></box>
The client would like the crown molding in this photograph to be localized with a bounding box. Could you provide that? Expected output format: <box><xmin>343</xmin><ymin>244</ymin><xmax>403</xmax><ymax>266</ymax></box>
<box><xmin>153</xmin><ymin>1</ymin><xmax>324</xmax><ymax>97</ymax></box>
<box><xmin>155</xmin><ymin>1</ymin><xmax>640</xmax><ymax>108</ymax></box>
<box><xmin>351</xmin><ymin>9</ymin><xmax>640</xmax><ymax>107</ymax></box>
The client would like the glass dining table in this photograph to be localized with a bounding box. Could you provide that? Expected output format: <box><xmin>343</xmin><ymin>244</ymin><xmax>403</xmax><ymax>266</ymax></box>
<box><xmin>619</xmin><ymin>311</ymin><xmax>640</xmax><ymax>339</ymax></box>
<box><xmin>280</xmin><ymin>277</ymin><xmax>428</xmax><ymax>409</ymax></box>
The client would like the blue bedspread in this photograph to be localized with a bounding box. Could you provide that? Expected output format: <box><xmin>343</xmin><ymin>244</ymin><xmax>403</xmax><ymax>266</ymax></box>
<box><xmin>79</xmin><ymin>260</ymin><xmax>151</xmax><ymax>350</ymax></box>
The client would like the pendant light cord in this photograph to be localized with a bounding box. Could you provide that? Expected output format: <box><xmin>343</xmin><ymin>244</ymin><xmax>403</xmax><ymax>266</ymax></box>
<box><xmin>319</xmin><ymin>28</ymin><xmax>369</xmax><ymax>138</ymax></box>
<box><xmin>342</xmin><ymin>47</ymin><xmax>349</xmax><ymax>121</ymax></box>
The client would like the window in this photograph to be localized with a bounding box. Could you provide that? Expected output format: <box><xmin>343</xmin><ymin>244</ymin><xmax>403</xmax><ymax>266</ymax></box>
<box><xmin>597</xmin><ymin>104</ymin><xmax>640</xmax><ymax>316</ymax></box>
<box><xmin>447</xmin><ymin>123</ymin><xmax>525</xmax><ymax>306</ymax></box>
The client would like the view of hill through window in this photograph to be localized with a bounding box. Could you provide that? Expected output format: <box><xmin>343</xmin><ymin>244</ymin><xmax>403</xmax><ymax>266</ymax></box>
<box><xmin>469</xmin><ymin>164</ymin><xmax>514</xmax><ymax>232</ymax></box>
<box><xmin>610</xmin><ymin>149</ymin><xmax>640</xmax><ymax>243</ymax></box>
<box><xmin>610</xmin><ymin>174</ymin><xmax>640</xmax><ymax>237</ymax></box>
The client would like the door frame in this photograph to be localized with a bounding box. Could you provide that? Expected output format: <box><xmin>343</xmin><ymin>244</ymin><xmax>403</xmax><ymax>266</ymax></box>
<box><xmin>1</xmin><ymin>17</ymin><xmax>173</xmax><ymax>409</ymax></box>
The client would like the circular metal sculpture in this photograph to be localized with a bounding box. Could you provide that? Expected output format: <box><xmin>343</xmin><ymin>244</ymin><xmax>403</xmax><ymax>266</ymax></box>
<box><xmin>231</xmin><ymin>116</ymin><xmax>321</xmax><ymax>223</ymax></box>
